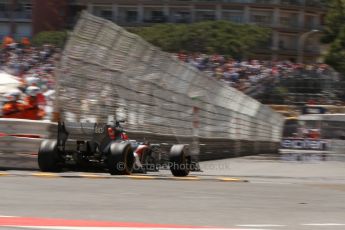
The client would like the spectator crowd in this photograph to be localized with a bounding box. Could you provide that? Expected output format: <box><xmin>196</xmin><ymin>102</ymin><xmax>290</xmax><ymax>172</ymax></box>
<box><xmin>0</xmin><ymin>36</ymin><xmax>343</xmax><ymax>121</ymax></box>
<box><xmin>0</xmin><ymin>36</ymin><xmax>60</xmax><ymax>120</ymax></box>
<box><xmin>176</xmin><ymin>52</ymin><xmax>344</xmax><ymax>105</ymax></box>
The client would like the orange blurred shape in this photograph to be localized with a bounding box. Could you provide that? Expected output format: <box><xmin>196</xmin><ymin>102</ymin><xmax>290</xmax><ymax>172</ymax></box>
<box><xmin>21</xmin><ymin>37</ymin><xmax>31</xmax><ymax>46</ymax></box>
<box><xmin>3</xmin><ymin>36</ymin><xmax>14</xmax><ymax>47</ymax></box>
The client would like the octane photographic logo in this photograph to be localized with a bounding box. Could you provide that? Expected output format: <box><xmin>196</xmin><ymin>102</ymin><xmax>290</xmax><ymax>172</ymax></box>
<box><xmin>117</xmin><ymin>162</ymin><xmax>231</xmax><ymax>171</ymax></box>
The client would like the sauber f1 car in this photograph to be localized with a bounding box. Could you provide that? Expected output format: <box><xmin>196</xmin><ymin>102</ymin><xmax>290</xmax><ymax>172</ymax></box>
<box><xmin>38</xmin><ymin>121</ymin><xmax>191</xmax><ymax>176</ymax></box>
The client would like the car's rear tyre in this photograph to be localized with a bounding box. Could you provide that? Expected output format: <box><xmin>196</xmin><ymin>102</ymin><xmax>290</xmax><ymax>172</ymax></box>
<box><xmin>38</xmin><ymin>139</ymin><xmax>62</xmax><ymax>172</ymax></box>
<box><xmin>107</xmin><ymin>142</ymin><xmax>134</xmax><ymax>175</ymax></box>
<box><xmin>169</xmin><ymin>144</ymin><xmax>190</xmax><ymax>177</ymax></box>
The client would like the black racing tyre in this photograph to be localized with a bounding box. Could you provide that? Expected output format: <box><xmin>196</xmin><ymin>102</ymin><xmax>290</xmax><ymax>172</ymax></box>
<box><xmin>107</xmin><ymin>142</ymin><xmax>134</xmax><ymax>175</ymax></box>
<box><xmin>169</xmin><ymin>144</ymin><xmax>190</xmax><ymax>177</ymax></box>
<box><xmin>38</xmin><ymin>139</ymin><xmax>62</xmax><ymax>172</ymax></box>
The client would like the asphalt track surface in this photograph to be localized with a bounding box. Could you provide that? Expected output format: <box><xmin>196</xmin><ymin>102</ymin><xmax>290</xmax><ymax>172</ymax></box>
<box><xmin>0</xmin><ymin>151</ymin><xmax>345</xmax><ymax>230</ymax></box>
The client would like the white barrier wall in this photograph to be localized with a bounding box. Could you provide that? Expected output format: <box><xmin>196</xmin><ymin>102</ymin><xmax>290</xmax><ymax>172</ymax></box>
<box><xmin>0</xmin><ymin>118</ymin><xmax>54</xmax><ymax>155</ymax></box>
<box><xmin>0</xmin><ymin>118</ymin><xmax>54</xmax><ymax>137</ymax></box>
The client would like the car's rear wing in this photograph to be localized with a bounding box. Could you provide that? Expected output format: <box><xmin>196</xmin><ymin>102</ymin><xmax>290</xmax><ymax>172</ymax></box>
<box><xmin>57</xmin><ymin>122</ymin><xmax>111</xmax><ymax>151</ymax></box>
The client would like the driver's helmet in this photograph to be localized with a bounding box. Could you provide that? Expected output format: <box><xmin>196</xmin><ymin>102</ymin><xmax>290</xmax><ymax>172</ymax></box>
<box><xmin>26</xmin><ymin>86</ymin><xmax>41</xmax><ymax>97</ymax></box>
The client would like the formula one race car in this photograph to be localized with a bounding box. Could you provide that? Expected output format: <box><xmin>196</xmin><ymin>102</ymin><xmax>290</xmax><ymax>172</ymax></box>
<box><xmin>38</xmin><ymin>121</ymin><xmax>191</xmax><ymax>176</ymax></box>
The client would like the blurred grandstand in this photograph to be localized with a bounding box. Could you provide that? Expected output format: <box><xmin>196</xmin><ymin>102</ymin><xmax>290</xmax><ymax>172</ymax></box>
<box><xmin>177</xmin><ymin>52</ymin><xmax>345</xmax><ymax>108</ymax></box>
<box><xmin>0</xmin><ymin>39</ymin><xmax>344</xmax><ymax>120</ymax></box>
<box><xmin>255</xmin><ymin>64</ymin><xmax>344</xmax><ymax>106</ymax></box>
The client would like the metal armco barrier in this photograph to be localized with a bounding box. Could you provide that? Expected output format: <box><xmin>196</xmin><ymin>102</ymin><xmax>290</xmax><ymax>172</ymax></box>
<box><xmin>127</xmin><ymin>131</ymin><xmax>279</xmax><ymax>162</ymax></box>
<box><xmin>0</xmin><ymin>119</ymin><xmax>278</xmax><ymax>169</ymax></box>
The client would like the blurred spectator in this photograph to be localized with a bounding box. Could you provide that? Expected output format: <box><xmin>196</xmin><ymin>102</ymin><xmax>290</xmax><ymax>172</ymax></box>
<box><xmin>0</xmin><ymin>37</ymin><xmax>59</xmax><ymax>120</ymax></box>
<box><xmin>21</xmin><ymin>37</ymin><xmax>31</xmax><ymax>47</ymax></box>
<box><xmin>2</xmin><ymin>36</ymin><xmax>14</xmax><ymax>48</ymax></box>
<box><xmin>2</xmin><ymin>89</ymin><xmax>24</xmax><ymax>118</ymax></box>
<box><xmin>21</xmin><ymin>86</ymin><xmax>46</xmax><ymax>120</ymax></box>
